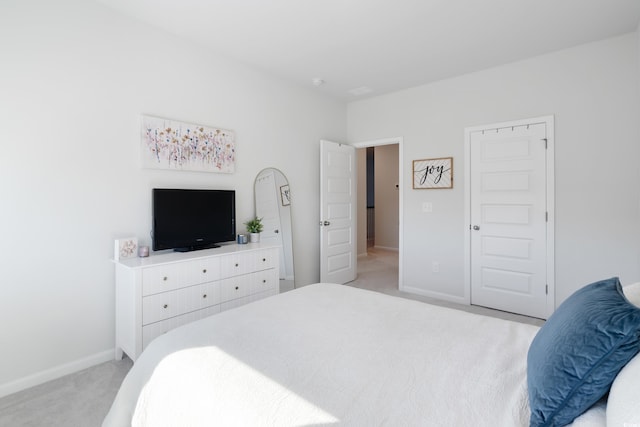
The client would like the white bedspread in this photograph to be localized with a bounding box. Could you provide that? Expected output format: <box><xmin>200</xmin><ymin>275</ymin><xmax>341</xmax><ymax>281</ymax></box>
<box><xmin>103</xmin><ymin>283</ymin><xmax>604</xmax><ymax>426</ymax></box>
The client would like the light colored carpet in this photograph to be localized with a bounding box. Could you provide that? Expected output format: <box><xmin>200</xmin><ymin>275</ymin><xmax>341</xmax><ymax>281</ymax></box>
<box><xmin>348</xmin><ymin>247</ymin><xmax>544</xmax><ymax>327</ymax></box>
<box><xmin>0</xmin><ymin>358</ymin><xmax>132</xmax><ymax>427</ymax></box>
<box><xmin>0</xmin><ymin>248</ymin><xmax>542</xmax><ymax>426</ymax></box>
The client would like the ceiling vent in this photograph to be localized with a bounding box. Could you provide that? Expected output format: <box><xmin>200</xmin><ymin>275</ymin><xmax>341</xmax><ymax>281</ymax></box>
<box><xmin>348</xmin><ymin>86</ymin><xmax>373</xmax><ymax>96</ymax></box>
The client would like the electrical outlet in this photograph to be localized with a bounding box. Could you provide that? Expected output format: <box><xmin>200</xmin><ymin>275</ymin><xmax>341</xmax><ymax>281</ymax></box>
<box><xmin>432</xmin><ymin>261</ymin><xmax>440</xmax><ymax>273</ymax></box>
<box><xmin>422</xmin><ymin>202</ymin><xmax>433</xmax><ymax>213</ymax></box>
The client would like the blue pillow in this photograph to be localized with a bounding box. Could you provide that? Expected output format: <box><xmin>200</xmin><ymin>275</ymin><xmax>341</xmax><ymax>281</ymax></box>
<box><xmin>527</xmin><ymin>277</ymin><xmax>640</xmax><ymax>427</ymax></box>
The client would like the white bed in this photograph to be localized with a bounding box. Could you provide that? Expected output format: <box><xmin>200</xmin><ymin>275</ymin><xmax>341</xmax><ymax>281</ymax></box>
<box><xmin>103</xmin><ymin>283</ymin><xmax>626</xmax><ymax>427</ymax></box>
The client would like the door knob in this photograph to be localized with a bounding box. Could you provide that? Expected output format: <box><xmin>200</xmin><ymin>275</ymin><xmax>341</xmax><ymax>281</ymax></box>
<box><xmin>473</xmin><ymin>225</ymin><xmax>480</xmax><ymax>230</ymax></box>
<box><xmin>323</xmin><ymin>221</ymin><xmax>330</xmax><ymax>226</ymax></box>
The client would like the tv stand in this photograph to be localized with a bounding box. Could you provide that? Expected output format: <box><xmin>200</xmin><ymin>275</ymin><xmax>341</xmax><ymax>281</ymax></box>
<box><xmin>173</xmin><ymin>243</ymin><xmax>220</xmax><ymax>252</ymax></box>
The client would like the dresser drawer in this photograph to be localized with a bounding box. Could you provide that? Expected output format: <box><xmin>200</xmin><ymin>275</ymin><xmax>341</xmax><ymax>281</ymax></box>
<box><xmin>254</xmin><ymin>248</ymin><xmax>277</xmax><ymax>271</ymax></box>
<box><xmin>176</xmin><ymin>281</ymin><xmax>221</xmax><ymax>314</ymax></box>
<box><xmin>219</xmin><ymin>288</ymin><xmax>277</xmax><ymax>313</ymax></box>
<box><xmin>220</xmin><ymin>275</ymin><xmax>251</xmax><ymax>302</ymax></box>
<box><xmin>142</xmin><ymin>304</ymin><xmax>221</xmax><ymax>348</ymax></box>
<box><xmin>220</xmin><ymin>254</ymin><xmax>248</xmax><ymax>278</ymax></box>
<box><xmin>220</xmin><ymin>249</ymin><xmax>277</xmax><ymax>278</ymax></box>
<box><xmin>252</xmin><ymin>269</ymin><xmax>278</xmax><ymax>294</ymax></box>
<box><xmin>142</xmin><ymin>316</ymin><xmax>176</xmax><ymax>348</ymax></box>
<box><xmin>142</xmin><ymin>264</ymin><xmax>180</xmax><ymax>296</ymax></box>
<box><xmin>219</xmin><ymin>269</ymin><xmax>277</xmax><ymax>302</ymax></box>
<box><xmin>180</xmin><ymin>257</ymin><xmax>221</xmax><ymax>286</ymax></box>
<box><xmin>142</xmin><ymin>291</ymin><xmax>178</xmax><ymax>325</ymax></box>
<box><xmin>219</xmin><ymin>294</ymin><xmax>250</xmax><ymax>313</ymax></box>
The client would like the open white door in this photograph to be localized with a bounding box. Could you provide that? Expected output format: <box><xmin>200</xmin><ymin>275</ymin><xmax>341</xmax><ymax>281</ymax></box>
<box><xmin>320</xmin><ymin>140</ymin><xmax>357</xmax><ymax>284</ymax></box>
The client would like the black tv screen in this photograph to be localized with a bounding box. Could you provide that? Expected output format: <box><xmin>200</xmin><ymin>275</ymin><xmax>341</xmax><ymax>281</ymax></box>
<box><xmin>152</xmin><ymin>188</ymin><xmax>236</xmax><ymax>252</ymax></box>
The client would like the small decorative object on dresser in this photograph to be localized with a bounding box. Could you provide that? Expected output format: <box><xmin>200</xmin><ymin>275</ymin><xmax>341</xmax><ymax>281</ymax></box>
<box><xmin>138</xmin><ymin>245</ymin><xmax>149</xmax><ymax>257</ymax></box>
<box><xmin>114</xmin><ymin>237</ymin><xmax>138</xmax><ymax>261</ymax></box>
<box><xmin>244</xmin><ymin>217</ymin><xmax>263</xmax><ymax>243</ymax></box>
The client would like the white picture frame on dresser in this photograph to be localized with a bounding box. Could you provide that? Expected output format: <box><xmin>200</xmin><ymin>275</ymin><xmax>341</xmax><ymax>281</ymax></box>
<box><xmin>114</xmin><ymin>243</ymin><xmax>280</xmax><ymax>361</ymax></box>
<box><xmin>114</xmin><ymin>237</ymin><xmax>138</xmax><ymax>261</ymax></box>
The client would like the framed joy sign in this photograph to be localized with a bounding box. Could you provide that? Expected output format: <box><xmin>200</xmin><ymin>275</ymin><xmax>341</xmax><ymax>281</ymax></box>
<box><xmin>413</xmin><ymin>157</ymin><xmax>453</xmax><ymax>189</ymax></box>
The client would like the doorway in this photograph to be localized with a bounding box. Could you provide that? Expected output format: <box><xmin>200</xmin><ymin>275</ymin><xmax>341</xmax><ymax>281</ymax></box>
<box><xmin>353</xmin><ymin>137</ymin><xmax>403</xmax><ymax>290</ymax></box>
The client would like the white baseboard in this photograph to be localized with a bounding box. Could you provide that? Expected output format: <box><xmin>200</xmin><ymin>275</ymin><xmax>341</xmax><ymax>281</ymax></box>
<box><xmin>373</xmin><ymin>245</ymin><xmax>398</xmax><ymax>252</ymax></box>
<box><xmin>0</xmin><ymin>349</ymin><xmax>114</xmax><ymax>399</ymax></box>
<box><xmin>400</xmin><ymin>284</ymin><xmax>469</xmax><ymax>305</ymax></box>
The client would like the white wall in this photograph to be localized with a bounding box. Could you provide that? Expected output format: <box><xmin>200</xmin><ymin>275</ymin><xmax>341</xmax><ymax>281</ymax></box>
<box><xmin>348</xmin><ymin>33</ymin><xmax>640</xmax><ymax>305</ymax></box>
<box><xmin>0</xmin><ymin>0</ymin><xmax>345</xmax><ymax>396</ymax></box>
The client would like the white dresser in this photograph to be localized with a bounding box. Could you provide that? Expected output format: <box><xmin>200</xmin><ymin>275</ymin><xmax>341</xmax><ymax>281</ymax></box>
<box><xmin>114</xmin><ymin>243</ymin><xmax>279</xmax><ymax>361</ymax></box>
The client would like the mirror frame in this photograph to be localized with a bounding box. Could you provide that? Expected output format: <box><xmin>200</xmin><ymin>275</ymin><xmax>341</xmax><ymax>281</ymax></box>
<box><xmin>254</xmin><ymin>168</ymin><xmax>295</xmax><ymax>291</ymax></box>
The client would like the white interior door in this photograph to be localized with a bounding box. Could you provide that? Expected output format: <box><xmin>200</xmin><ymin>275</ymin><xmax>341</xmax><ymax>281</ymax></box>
<box><xmin>469</xmin><ymin>120</ymin><xmax>553</xmax><ymax>319</ymax></box>
<box><xmin>320</xmin><ymin>140</ymin><xmax>357</xmax><ymax>284</ymax></box>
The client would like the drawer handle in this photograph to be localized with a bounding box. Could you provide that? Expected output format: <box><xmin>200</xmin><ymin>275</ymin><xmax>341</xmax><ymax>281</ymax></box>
<box><xmin>163</xmin><ymin>276</ymin><xmax>168</xmax><ymax>281</ymax></box>
<box><xmin>262</xmin><ymin>258</ymin><xmax>266</xmax><ymax>262</ymax></box>
<box><xmin>263</xmin><ymin>279</ymin><xmax>266</xmax><ymax>283</ymax></box>
<box><xmin>235</xmin><ymin>286</ymin><xmax>239</xmax><ymax>290</ymax></box>
<box><xmin>202</xmin><ymin>269</ymin><xmax>207</xmax><ymax>274</ymax></box>
<box><xmin>203</xmin><ymin>294</ymin><xmax>207</xmax><ymax>299</ymax></box>
<box><xmin>163</xmin><ymin>304</ymin><xmax>168</xmax><ymax>309</ymax></box>
<box><xmin>235</xmin><ymin>263</ymin><xmax>239</xmax><ymax>267</ymax></box>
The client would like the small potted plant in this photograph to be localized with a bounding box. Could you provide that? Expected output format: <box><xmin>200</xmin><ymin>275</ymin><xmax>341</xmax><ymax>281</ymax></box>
<box><xmin>245</xmin><ymin>217</ymin><xmax>263</xmax><ymax>243</ymax></box>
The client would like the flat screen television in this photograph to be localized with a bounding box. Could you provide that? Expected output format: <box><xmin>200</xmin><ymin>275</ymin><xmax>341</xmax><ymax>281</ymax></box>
<box><xmin>152</xmin><ymin>188</ymin><xmax>236</xmax><ymax>252</ymax></box>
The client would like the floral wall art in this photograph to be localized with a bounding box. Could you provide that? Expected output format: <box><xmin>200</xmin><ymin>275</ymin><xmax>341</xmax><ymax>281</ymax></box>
<box><xmin>141</xmin><ymin>115</ymin><xmax>235</xmax><ymax>173</ymax></box>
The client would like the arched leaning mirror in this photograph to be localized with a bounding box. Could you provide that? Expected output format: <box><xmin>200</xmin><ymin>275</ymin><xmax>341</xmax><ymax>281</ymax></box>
<box><xmin>254</xmin><ymin>168</ymin><xmax>294</xmax><ymax>292</ymax></box>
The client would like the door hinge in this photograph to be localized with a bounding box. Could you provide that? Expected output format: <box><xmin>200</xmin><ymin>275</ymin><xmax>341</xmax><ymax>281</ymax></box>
<box><xmin>545</xmin><ymin>284</ymin><xmax>548</xmax><ymax>295</ymax></box>
<box><xmin>545</xmin><ymin>211</ymin><xmax>548</xmax><ymax>222</ymax></box>
<box><xmin>542</xmin><ymin>138</ymin><xmax>548</xmax><ymax>149</ymax></box>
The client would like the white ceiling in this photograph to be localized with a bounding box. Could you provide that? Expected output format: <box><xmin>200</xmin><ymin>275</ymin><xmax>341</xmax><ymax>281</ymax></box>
<box><xmin>98</xmin><ymin>0</ymin><xmax>640</xmax><ymax>101</ymax></box>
